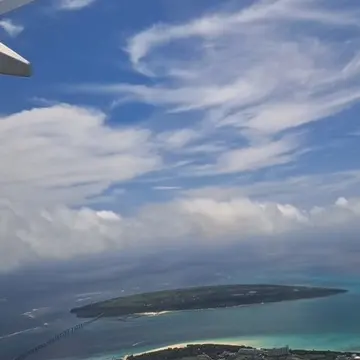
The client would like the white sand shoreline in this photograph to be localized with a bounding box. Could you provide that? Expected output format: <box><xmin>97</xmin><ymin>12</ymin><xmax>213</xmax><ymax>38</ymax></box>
<box><xmin>131</xmin><ymin>339</ymin><xmax>261</xmax><ymax>356</ymax></box>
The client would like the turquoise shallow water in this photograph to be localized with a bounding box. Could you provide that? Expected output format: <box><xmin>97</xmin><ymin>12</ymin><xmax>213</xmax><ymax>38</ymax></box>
<box><xmin>3</xmin><ymin>271</ymin><xmax>360</xmax><ymax>360</ymax></box>
<box><xmin>73</xmin><ymin>275</ymin><xmax>360</xmax><ymax>359</ymax></box>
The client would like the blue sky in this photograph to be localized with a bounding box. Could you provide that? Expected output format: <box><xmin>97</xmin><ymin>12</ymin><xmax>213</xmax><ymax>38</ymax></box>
<box><xmin>1</xmin><ymin>0</ymin><xmax>360</xmax><ymax>272</ymax></box>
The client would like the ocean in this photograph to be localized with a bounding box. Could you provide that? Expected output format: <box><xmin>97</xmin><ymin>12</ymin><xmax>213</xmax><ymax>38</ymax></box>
<box><xmin>1</xmin><ymin>253</ymin><xmax>360</xmax><ymax>360</ymax></box>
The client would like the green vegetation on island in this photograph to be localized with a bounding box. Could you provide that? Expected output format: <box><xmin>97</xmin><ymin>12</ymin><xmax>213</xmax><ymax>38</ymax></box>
<box><xmin>124</xmin><ymin>344</ymin><xmax>358</xmax><ymax>360</ymax></box>
<box><xmin>70</xmin><ymin>284</ymin><xmax>346</xmax><ymax>318</ymax></box>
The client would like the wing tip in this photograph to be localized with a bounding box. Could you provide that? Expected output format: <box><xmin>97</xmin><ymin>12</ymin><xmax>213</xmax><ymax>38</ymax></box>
<box><xmin>0</xmin><ymin>42</ymin><xmax>32</xmax><ymax>77</ymax></box>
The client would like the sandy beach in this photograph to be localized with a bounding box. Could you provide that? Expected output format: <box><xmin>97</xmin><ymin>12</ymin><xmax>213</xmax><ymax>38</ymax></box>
<box><xmin>132</xmin><ymin>338</ymin><xmax>263</xmax><ymax>356</ymax></box>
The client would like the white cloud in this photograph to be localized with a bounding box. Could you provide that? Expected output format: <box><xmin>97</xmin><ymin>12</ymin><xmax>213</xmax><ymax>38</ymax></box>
<box><xmin>0</xmin><ymin>204</ymin><xmax>125</xmax><ymax>272</ymax></box>
<box><xmin>156</xmin><ymin>128</ymin><xmax>199</xmax><ymax>150</ymax></box>
<box><xmin>56</xmin><ymin>0</ymin><xmax>96</xmax><ymax>11</ymax></box>
<box><xmin>126</xmin><ymin>0</ymin><xmax>360</xmax><ymax>71</ymax></box>
<box><xmin>0</xmin><ymin>19</ymin><xmax>24</xmax><ymax>37</ymax></box>
<box><xmin>0</xmin><ymin>101</ymin><xmax>357</xmax><ymax>272</ymax></box>
<box><xmin>73</xmin><ymin>0</ymin><xmax>360</xmax><ymax>179</ymax></box>
<box><xmin>182</xmin><ymin>170</ymin><xmax>360</xmax><ymax>206</ymax></box>
<box><xmin>190</xmin><ymin>135</ymin><xmax>301</xmax><ymax>175</ymax></box>
<box><xmin>2</xmin><ymin>194</ymin><xmax>360</xmax><ymax>272</ymax></box>
<box><xmin>153</xmin><ymin>186</ymin><xmax>181</xmax><ymax>191</ymax></box>
<box><xmin>0</xmin><ymin>104</ymin><xmax>160</xmax><ymax>206</ymax></box>
<box><xmin>350</xmin><ymin>130</ymin><xmax>360</xmax><ymax>136</ymax></box>
<box><xmin>121</xmin><ymin>7</ymin><xmax>360</xmax><ymax>127</ymax></box>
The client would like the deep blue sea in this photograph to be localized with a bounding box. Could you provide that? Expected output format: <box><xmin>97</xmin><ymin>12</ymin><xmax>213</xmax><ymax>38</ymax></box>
<box><xmin>1</xmin><ymin>252</ymin><xmax>360</xmax><ymax>360</ymax></box>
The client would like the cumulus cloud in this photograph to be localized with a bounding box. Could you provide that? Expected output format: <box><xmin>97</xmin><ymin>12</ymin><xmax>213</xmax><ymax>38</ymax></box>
<box><xmin>0</xmin><ymin>104</ymin><xmax>160</xmax><ymax>205</ymax></box>
<box><xmin>0</xmin><ymin>204</ymin><xmax>124</xmax><ymax>272</ymax></box>
<box><xmin>0</xmin><ymin>19</ymin><xmax>24</xmax><ymax>37</ymax></box>
<box><xmin>56</xmin><ymin>0</ymin><xmax>96</xmax><ymax>11</ymax></box>
<box><xmin>2</xmin><ymin>194</ymin><xmax>360</xmax><ymax>272</ymax></box>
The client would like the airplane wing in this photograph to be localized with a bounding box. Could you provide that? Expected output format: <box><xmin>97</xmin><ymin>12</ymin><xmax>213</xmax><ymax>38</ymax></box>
<box><xmin>0</xmin><ymin>0</ymin><xmax>35</xmax><ymax>16</ymax></box>
<box><xmin>0</xmin><ymin>0</ymin><xmax>35</xmax><ymax>77</ymax></box>
<box><xmin>0</xmin><ymin>41</ymin><xmax>31</xmax><ymax>76</ymax></box>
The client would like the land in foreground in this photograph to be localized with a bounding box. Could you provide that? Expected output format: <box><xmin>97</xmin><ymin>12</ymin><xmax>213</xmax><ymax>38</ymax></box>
<box><xmin>70</xmin><ymin>284</ymin><xmax>346</xmax><ymax>318</ymax></box>
<box><xmin>124</xmin><ymin>343</ymin><xmax>358</xmax><ymax>360</ymax></box>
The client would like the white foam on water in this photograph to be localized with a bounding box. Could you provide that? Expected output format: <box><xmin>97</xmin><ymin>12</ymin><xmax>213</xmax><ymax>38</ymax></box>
<box><xmin>76</xmin><ymin>297</ymin><xmax>93</xmax><ymax>303</ymax></box>
<box><xmin>21</xmin><ymin>306</ymin><xmax>51</xmax><ymax>319</ymax></box>
<box><xmin>0</xmin><ymin>326</ymin><xmax>41</xmax><ymax>341</ymax></box>
<box><xmin>138</xmin><ymin>311</ymin><xmax>172</xmax><ymax>317</ymax></box>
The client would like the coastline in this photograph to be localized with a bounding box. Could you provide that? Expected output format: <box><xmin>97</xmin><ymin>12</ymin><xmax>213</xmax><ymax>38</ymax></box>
<box><xmin>131</xmin><ymin>340</ymin><xmax>260</xmax><ymax>356</ymax></box>
<box><xmin>71</xmin><ymin>285</ymin><xmax>346</xmax><ymax>319</ymax></box>
<box><xmin>83</xmin><ymin>335</ymin><xmax>360</xmax><ymax>360</ymax></box>
<box><xmin>128</xmin><ymin>342</ymin><xmax>358</xmax><ymax>358</ymax></box>
<box><xmin>126</xmin><ymin>331</ymin><xmax>360</xmax><ymax>357</ymax></box>
<box><xmin>135</xmin><ymin>304</ymin><xmax>257</xmax><ymax>319</ymax></box>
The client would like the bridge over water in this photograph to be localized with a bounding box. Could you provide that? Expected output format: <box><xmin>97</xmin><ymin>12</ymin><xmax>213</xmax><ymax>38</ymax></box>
<box><xmin>13</xmin><ymin>313</ymin><xmax>104</xmax><ymax>360</ymax></box>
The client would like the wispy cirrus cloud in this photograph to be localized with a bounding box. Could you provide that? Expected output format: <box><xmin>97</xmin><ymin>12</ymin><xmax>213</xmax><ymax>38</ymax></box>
<box><xmin>153</xmin><ymin>186</ymin><xmax>182</xmax><ymax>191</ymax></box>
<box><xmin>75</xmin><ymin>0</ymin><xmax>360</xmax><ymax>179</ymax></box>
<box><xmin>56</xmin><ymin>0</ymin><xmax>97</xmax><ymax>11</ymax></box>
<box><xmin>0</xmin><ymin>19</ymin><xmax>24</xmax><ymax>37</ymax></box>
<box><xmin>126</xmin><ymin>0</ymin><xmax>360</xmax><ymax>72</ymax></box>
<box><xmin>187</xmin><ymin>134</ymin><xmax>302</xmax><ymax>176</ymax></box>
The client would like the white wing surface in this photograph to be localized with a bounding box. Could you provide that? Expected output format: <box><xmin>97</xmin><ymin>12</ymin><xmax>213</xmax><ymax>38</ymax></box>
<box><xmin>0</xmin><ymin>0</ymin><xmax>35</xmax><ymax>77</ymax></box>
<box><xmin>0</xmin><ymin>41</ymin><xmax>31</xmax><ymax>76</ymax></box>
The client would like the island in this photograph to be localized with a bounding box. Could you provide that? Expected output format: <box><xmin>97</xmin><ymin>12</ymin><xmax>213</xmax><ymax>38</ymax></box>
<box><xmin>70</xmin><ymin>284</ymin><xmax>346</xmax><ymax>318</ymax></box>
<box><xmin>123</xmin><ymin>343</ymin><xmax>358</xmax><ymax>360</ymax></box>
